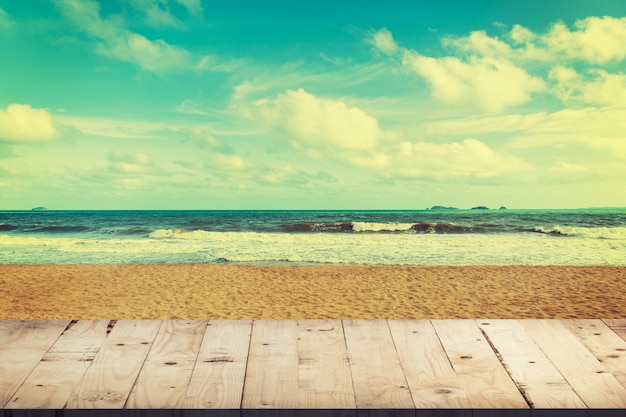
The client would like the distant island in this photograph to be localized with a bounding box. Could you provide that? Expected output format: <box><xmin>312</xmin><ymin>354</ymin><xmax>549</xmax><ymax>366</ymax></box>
<box><xmin>427</xmin><ymin>205</ymin><xmax>508</xmax><ymax>211</ymax></box>
<box><xmin>31</xmin><ymin>206</ymin><xmax>48</xmax><ymax>211</ymax></box>
<box><xmin>428</xmin><ymin>205</ymin><xmax>459</xmax><ymax>211</ymax></box>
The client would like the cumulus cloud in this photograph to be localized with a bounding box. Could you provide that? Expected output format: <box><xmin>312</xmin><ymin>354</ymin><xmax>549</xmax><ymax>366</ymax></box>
<box><xmin>0</xmin><ymin>104</ymin><xmax>58</xmax><ymax>142</ymax></box>
<box><xmin>402</xmin><ymin>51</ymin><xmax>545</xmax><ymax>112</ymax></box>
<box><xmin>368</xmin><ymin>28</ymin><xmax>398</xmax><ymax>54</ymax></box>
<box><xmin>539</xmin><ymin>16</ymin><xmax>626</xmax><ymax>64</ymax></box>
<box><xmin>448</xmin><ymin>16</ymin><xmax>626</xmax><ymax>64</ymax></box>
<box><xmin>54</xmin><ymin>0</ymin><xmax>190</xmax><ymax>72</ymax></box>
<box><xmin>549</xmin><ymin>66</ymin><xmax>626</xmax><ymax>107</ymax></box>
<box><xmin>243</xmin><ymin>88</ymin><xmax>384</xmax><ymax>151</ymax></box>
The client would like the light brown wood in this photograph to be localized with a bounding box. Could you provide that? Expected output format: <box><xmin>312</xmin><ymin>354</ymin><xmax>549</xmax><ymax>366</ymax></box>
<box><xmin>604</xmin><ymin>319</ymin><xmax>626</xmax><ymax>342</ymax></box>
<box><xmin>431</xmin><ymin>320</ymin><xmax>528</xmax><ymax>408</ymax></box>
<box><xmin>477</xmin><ymin>320</ymin><xmax>585</xmax><ymax>408</ymax></box>
<box><xmin>342</xmin><ymin>320</ymin><xmax>414</xmax><ymax>409</ymax></box>
<box><xmin>242</xmin><ymin>320</ymin><xmax>299</xmax><ymax>409</ymax></box>
<box><xmin>126</xmin><ymin>320</ymin><xmax>207</xmax><ymax>408</ymax></box>
<box><xmin>0</xmin><ymin>321</ymin><xmax>23</xmax><ymax>345</ymax></box>
<box><xmin>388</xmin><ymin>320</ymin><xmax>471</xmax><ymax>408</ymax></box>
<box><xmin>0</xmin><ymin>320</ymin><xmax>70</xmax><ymax>408</ymax></box>
<box><xmin>297</xmin><ymin>320</ymin><xmax>355</xmax><ymax>409</ymax></box>
<box><xmin>47</xmin><ymin>320</ymin><xmax>110</xmax><ymax>354</ymax></box>
<box><xmin>5</xmin><ymin>353</ymin><xmax>93</xmax><ymax>409</ymax></box>
<box><xmin>6</xmin><ymin>320</ymin><xmax>108</xmax><ymax>409</ymax></box>
<box><xmin>183</xmin><ymin>320</ymin><xmax>252</xmax><ymax>409</ymax></box>
<box><xmin>66</xmin><ymin>320</ymin><xmax>162</xmax><ymax>408</ymax></box>
<box><xmin>564</xmin><ymin>319</ymin><xmax>626</xmax><ymax>389</ymax></box>
<box><xmin>522</xmin><ymin>319</ymin><xmax>626</xmax><ymax>408</ymax></box>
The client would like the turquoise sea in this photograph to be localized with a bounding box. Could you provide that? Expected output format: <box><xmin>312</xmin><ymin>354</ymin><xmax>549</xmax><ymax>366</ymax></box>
<box><xmin>1</xmin><ymin>208</ymin><xmax>625</xmax><ymax>265</ymax></box>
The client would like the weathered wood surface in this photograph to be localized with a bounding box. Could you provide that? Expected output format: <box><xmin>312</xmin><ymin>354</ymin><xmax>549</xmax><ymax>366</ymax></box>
<box><xmin>2</xmin><ymin>320</ymin><xmax>626</xmax><ymax>411</ymax></box>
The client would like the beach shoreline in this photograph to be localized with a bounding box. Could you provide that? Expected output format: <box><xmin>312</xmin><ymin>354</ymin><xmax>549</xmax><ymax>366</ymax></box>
<box><xmin>1</xmin><ymin>264</ymin><xmax>624</xmax><ymax>319</ymax></box>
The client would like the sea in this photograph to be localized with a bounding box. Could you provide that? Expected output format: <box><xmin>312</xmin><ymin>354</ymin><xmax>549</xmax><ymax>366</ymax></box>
<box><xmin>0</xmin><ymin>208</ymin><xmax>625</xmax><ymax>265</ymax></box>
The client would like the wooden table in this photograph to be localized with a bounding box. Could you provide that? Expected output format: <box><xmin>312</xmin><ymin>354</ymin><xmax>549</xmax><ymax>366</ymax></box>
<box><xmin>1</xmin><ymin>320</ymin><xmax>626</xmax><ymax>416</ymax></box>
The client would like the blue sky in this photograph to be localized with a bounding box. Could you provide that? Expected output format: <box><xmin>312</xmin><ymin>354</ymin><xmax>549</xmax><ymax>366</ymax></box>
<box><xmin>1</xmin><ymin>0</ymin><xmax>625</xmax><ymax>209</ymax></box>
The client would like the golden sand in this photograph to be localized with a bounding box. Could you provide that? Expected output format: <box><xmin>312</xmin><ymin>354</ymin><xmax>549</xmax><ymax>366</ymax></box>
<box><xmin>1</xmin><ymin>264</ymin><xmax>624</xmax><ymax>319</ymax></box>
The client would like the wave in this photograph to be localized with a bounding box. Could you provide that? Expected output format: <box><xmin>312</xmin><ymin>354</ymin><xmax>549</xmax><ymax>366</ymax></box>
<box><xmin>531</xmin><ymin>226</ymin><xmax>626</xmax><ymax>239</ymax></box>
<box><xmin>0</xmin><ymin>223</ymin><xmax>18</xmax><ymax>231</ymax></box>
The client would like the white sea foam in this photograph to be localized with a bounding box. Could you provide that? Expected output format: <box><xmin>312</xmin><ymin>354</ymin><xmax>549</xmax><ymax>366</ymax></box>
<box><xmin>1</xmin><ymin>229</ymin><xmax>624</xmax><ymax>265</ymax></box>
<box><xmin>351</xmin><ymin>222</ymin><xmax>415</xmax><ymax>232</ymax></box>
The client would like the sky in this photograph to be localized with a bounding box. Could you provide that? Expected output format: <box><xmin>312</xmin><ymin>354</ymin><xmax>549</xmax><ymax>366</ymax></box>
<box><xmin>1</xmin><ymin>0</ymin><xmax>626</xmax><ymax>210</ymax></box>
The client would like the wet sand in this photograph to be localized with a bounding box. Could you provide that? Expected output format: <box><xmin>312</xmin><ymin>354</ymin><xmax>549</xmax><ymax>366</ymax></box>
<box><xmin>1</xmin><ymin>264</ymin><xmax>624</xmax><ymax>319</ymax></box>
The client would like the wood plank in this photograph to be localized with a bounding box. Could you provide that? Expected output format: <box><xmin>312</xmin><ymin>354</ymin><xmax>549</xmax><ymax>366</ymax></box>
<box><xmin>431</xmin><ymin>320</ymin><xmax>528</xmax><ymax>408</ymax></box>
<box><xmin>65</xmin><ymin>320</ymin><xmax>162</xmax><ymax>409</ymax></box>
<box><xmin>0</xmin><ymin>320</ymin><xmax>70</xmax><ymax>408</ymax></box>
<box><xmin>603</xmin><ymin>319</ymin><xmax>626</xmax><ymax>329</ymax></box>
<box><xmin>5</xmin><ymin>353</ymin><xmax>94</xmax><ymax>409</ymax></box>
<box><xmin>48</xmin><ymin>320</ymin><xmax>110</xmax><ymax>354</ymax></box>
<box><xmin>0</xmin><ymin>321</ymin><xmax>24</xmax><ymax>345</ymax></box>
<box><xmin>183</xmin><ymin>320</ymin><xmax>252</xmax><ymax>409</ymax></box>
<box><xmin>521</xmin><ymin>320</ymin><xmax>626</xmax><ymax>408</ymax></box>
<box><xmin>6</xmin><ymin>320</ymin><xmax>109</xmax><ymax>409</ymax></box>
<box><xmin>342</xmin><ymin>320</ymin><xmax>414</xmax><ymax>409</ymax></box>
<box><xmin>477</xmin><ymin>320</ymin><xmax>585</xmax><ymax>408</ymax></box>
<box><xmin>604</xmin><ymin>319</ymin><xmax>626</xmax><ymax>342</ymax></box>
<box><xmin>388</xmin><ymin>320</ymin><xmax>471</xmax><ymax>408</ymax></box>
<box><xmin>297</xmin><ymin>320</ymin><xmax>355</xmax><ymax>409</ymax></box>
<box><xmin>242</xmin><ymin>320</ymin><xmax>299</xmax><ymax>409</ymax></box>
<box><xmin>126</xmin><ymin>320</ymin><xmax>207</xmax><ymax>408</ymax></box>
<box><xmin>564</xmin><ymin>319</ymin><xmax>626</xmax><ymax>389</ymax></box>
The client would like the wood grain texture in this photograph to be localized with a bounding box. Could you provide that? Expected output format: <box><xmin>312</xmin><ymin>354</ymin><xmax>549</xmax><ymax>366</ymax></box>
<box><xmin>477</xmin><ymin>320</ymin><xmax>585</xmax><ymax>408</ymax></box>
<box><xmin>183</xmin><ymin>320</ymin><xmax>252</xmax><ymax>409</ymax></box>
<box><xmin>388</xmin><ymin>320</ymin><xmax>471</xmax><ymax>408</ymax></box>
<box><xmin>522</xmin><ymin>319</ymin><xmax>626</xmax><ymax>408</ymax></box>
<box><xmin>0</xmin><ymin>320</ymin><xmax>70</xmax><ymax>408</ymax></box>
<box><xmin>604</xmin><ymin>319</ymin><xmax>626</xmax><ymax>342</ymax></box>
<box><xmin>563</xmin><ymin>319</ymin><xmax>626</xmax><ymax>390</ymax></box>
<box><xmin>343</xmin><ymin>320</ymin><xmax>414</xmax><ymax>409</ymax></box>
<box><xmin>297</xmin><ymin>320</ymin><xmax>355</xmax><ymax>409</ymax></box>
<box><xmin>126</xmin><ymin>320</ymin><xmax>207</xmax><ymax>408</ymax></box>
<box><xmin>242</xmin><ymin>320</ymin><xmax>299</xmax><ymax>409</ymax></box>
<box><xmin>6</xmin><ymin>320</ymin><xmax>108</xmax><ymax>409</ymax></box>
<box><xmin>431</xmin><ymin>320</ymin><xmax>528</xmax><ymax>408</ymax></box>
<box><xmin>66</xmin><ymin>320</ymin><xmax>162</xmax><ymax>409</ymax></box>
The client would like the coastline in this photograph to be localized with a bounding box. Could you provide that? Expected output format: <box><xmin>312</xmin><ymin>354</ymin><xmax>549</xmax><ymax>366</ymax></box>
<box><xmin>1</xmin><ymin>264</ymin><xmax>625</xmax><ymax>319</ymax></box>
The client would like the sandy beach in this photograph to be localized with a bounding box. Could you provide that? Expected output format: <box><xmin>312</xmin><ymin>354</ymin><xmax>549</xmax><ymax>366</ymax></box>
<box><xmin>1</xmin><ymin>264</ymin><xmax>624</xmax><ymax>319</ymax></box>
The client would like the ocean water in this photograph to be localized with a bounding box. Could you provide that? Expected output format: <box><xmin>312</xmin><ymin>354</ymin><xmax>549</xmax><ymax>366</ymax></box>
<box><xmin>0</xmin><ymin>209</ymin><xmax>625</xmax><ymax>265</ymax></box>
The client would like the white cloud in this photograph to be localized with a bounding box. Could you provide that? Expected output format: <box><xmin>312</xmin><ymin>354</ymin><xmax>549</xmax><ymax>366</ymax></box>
<box><xmin>452</xmin><ymin>16</ymin><xmax>626</xmax><ymax>64</ymax></box>
<box><xmin>54</xmin><ymin>0</ymin><xmax>190</xmax><ymax>72</ymax></box>
<box><xmin>549</xmin><ymin>66</ymin><xmax>626</xmax><ymax>107</ymax></box>
<box><xmin>369</xmin><ymin>28</ymin><xmax>398</xmax><ymax>54</ymax></box>
<box><xmin>243</xmin><ymin>88</ymin><xmax>384</xmax><ymax>151</ymax></box>
<box><xmin>402</xmin><ymin>51</ymin><xmax>545</xmax><ymax>112</ymax></box>
<box><xmin>422</xmin><ymin>107</ymin><xmax>626</xmax><ymax>158</ymax></box>
<box><xmin>0</xmin><ymin>104</ymin><xmax>58</xmax><ymax>142</ymax></box>
<box><xmin>107</xmin><ymin>150</ymin><xmax>155</xmax><ymax>174</ymax></box>
<box><xmin>541</xmin><ymin>16</ymin><xmax>626</xmax><ymax>64</ymax></box>
<box><xmin>443</xmin><ymin>30</ymin><xmax>514</xmax><ymax>58</ymax></box>
<box><xmin>386</xmin><ymin>139</ymin><xmax>531</xmax><ymax>180</ymax></box>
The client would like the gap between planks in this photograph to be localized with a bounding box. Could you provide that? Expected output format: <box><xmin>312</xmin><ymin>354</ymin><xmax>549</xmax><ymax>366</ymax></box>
<box><xmin>3</xmin><ymin>320</ymin><xmax>626</xmax><ymax>411</ymax></box>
